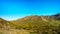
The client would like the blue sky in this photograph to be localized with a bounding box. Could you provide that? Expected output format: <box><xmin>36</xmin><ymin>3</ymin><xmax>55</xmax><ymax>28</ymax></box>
<box><xmin>0</xmin><ymin>0</ymin><xmax>60</xmax><ymax>20</ymax></box>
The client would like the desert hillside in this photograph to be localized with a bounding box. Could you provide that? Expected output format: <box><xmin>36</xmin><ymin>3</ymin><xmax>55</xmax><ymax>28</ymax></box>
<box><xmin>0</xmin><ymin>13</ymin><xmax>60</xmax><ymax>34</ymax></box>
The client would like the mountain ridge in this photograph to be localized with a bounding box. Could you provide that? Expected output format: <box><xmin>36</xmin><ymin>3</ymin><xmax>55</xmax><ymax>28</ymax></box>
<box><xmin>0</xmin><ymin>13</ymin><xmax>60</xmax><ymax>34</ymax></box>
<box><xmin>0</xmin><ymin>13</ymin><xmax>60</xmax><ymax>22</ymax></box>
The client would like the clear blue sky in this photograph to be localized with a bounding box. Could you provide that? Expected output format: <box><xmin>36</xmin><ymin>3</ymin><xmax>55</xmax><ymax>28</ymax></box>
<box><xmin>0</xmin><ymin>0</ymin><xmax>60</xmax><ymax>20</ymax></box>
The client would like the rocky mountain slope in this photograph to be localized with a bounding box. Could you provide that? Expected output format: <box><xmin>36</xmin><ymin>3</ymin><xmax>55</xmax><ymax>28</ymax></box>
<box><xmin>12</xmin><ymin>13</ymin><xmax>60</xmax><ymax>23</ymax></box>
<box><xmin>0</xmin><ymin>13</ymin><xmax>60</xmax><ymax>34</ymax></box>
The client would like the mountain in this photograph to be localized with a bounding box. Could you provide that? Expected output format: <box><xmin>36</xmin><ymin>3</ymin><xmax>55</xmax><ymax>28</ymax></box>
<box><xmin>0</xmin><ymin>13</ymin><xmax>60</xmax><ymax>26</ymax></box>
<box><xmin>12</xmin><ymin>13</ymin><xmax>60</xmax><ymax>23</ymax></box>
<box><xmin>11</xmin><ymin>13</ymin><xmax>60</xmax><ymax>28</ymax></box>
<box><xmin>11</xmin><ymin>13</ymin><xmax>60</xmax><ymax>29</ymax></box>
<box><xmin>51</xmin><ymin>13</ymin><xmax>60</xmax><ymax>20</ymax></box>
<box><xmin>0</xmin><ymin>13</ymin><xmax>60</xmax><ymax>34</ymax></box>
<box><xmin>10</xmin><ymin>13</ymin><xmax>60</xmax><ymax>34</ymax></box>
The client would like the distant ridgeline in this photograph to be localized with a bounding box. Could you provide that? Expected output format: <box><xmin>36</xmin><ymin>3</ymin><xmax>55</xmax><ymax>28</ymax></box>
<box><xmin>0</xmin><ymin>13</ymin><xmax>60</xmax><ymax>34</ymax></box>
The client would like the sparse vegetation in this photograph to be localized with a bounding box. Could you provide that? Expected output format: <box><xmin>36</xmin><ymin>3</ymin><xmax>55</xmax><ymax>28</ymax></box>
<box><xmin>0</xmin><ymin>14</ymin><xmax>60</xmax><ymax>34</ymax></box>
